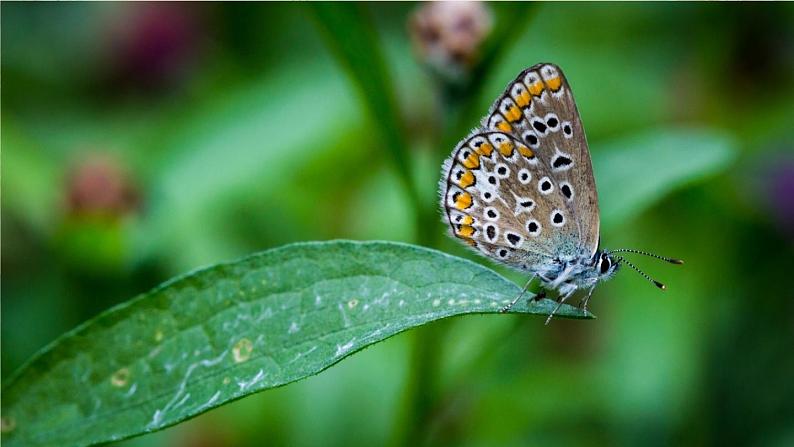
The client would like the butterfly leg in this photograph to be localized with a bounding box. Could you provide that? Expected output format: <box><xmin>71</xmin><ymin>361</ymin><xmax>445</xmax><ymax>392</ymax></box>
<box><xmin>500</xmin><ymin>274</ymin><xmax>537</xmax><ymax>313</ymax></box>
<box><xmin>579</xmin><ymin>285</ymin><xmax>597</xmax><ymax>314</ymax></box>
<box><xmin>545</xmin><ymin>289</ymin><xmax>576</xmax><ymax>325</ymax></box>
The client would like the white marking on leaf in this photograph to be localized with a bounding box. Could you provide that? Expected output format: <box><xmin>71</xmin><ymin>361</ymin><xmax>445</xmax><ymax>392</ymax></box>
<box><xmin>289</xmin><ymin>346</ymin><xmax>318</xmax><ymax>364</ymax></box>
<box><xmin>148</xmin><ymin>349</ymin><xmax>228</xmax><ymax>429</ymax></box>
<box><xmin>337</xmin><ymin>302</ymin><xmax>351</xmax><ymax>328</ymax></box>
<box><xmin>335</xmin><ymin>340</ymin><xmax>355</xmax><ymax>357</ymax></box>
<box><xmin>174</xmin><ymin>393</ymin><xmax>191</xmax><ymax>409</ymax></box>
<box><xmin>200</xmin><ymin>391</ymin><xmax>221</xmax><ymax>411</ymax></box>
<box><xmin>123</xmin><ymin>383</ymin><xmax>138</xmax><ymax>398</ymax></box>
<box><xmin>237</xmin><ymin>369</ymin><xmax>265</xmax><ymax>391</ymax></box>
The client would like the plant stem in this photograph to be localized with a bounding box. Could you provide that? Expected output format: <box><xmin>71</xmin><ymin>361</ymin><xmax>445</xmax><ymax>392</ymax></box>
<box><xmin>308</xmin><ymin>4</ymin><xmax>423</xmax><ymax>227</ymax></box>
<box><xmin>394</xmin><ymin>4</ymin><xmax>538</xmax><ymax>445</ymax></box>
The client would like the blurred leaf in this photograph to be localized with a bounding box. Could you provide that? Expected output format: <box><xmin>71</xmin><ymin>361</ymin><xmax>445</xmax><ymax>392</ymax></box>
<box><xmin>1</xmin><ymin>240</ymin><xmax>590</xmax><ymax>447</ymax></box>
<box><xmin>308</xmin><ymin>4</ymin><xmax>418</xmax><ymax>206</ymax></box>
<box><xmin>594</xmin><ymin>128</ymin><xmax>737</xmax><ymax>228</ymax></box>
<box><xmin>140</xmin><ymin>62</ymin><xmax>366</xmax><ymax>270</ymax></box>
<box><xmin>1</xmin><ymin>123</ymin><xmax>61</xmax><ymax>235</ymax></box>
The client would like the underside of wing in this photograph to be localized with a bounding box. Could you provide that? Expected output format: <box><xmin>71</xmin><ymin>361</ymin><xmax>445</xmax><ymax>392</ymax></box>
<box><xmin>440</xmin><ymin>131</ymin><xmax>557</xmax><ymax>269</ymax></box>
<box><xmin>440</xmin><ymin>63</ymin><xmax>600</xmax><ymax>271</ymax></box>
<box><xmin>480</xmin><ymin>63</ymin><xmax>600</xmax><ymax>259</ymax></box>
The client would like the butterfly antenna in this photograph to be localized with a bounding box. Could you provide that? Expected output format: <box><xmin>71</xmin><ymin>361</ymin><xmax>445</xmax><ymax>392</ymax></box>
<box><xmin>613</xmin><ymin>255</ymin><xmax>667</xmax><ymax>290</ymax></box>
<box><xmin>608</xmin><ymin>249</ymin><xmax>684</xmax><ymax>265</ymax></box>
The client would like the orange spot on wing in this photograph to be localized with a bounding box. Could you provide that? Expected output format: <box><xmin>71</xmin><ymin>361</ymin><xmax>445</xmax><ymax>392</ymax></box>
<box><xmin>455</xmin><ymin>192</ymin><xmax>473</xmax><ymax>210</ymax></box>
<box><xmin>475</xmin><ymin>143</ymin><xmax>494</xmax><ymax>157</ymax></box>
<box><xmin>499</xmin><ymin>141</ymin><xmax>515</xmax><ymax>157</ymax></box>
<box><xmin>529</xmin><ymin>81</ymin><xmax>544</xmax><ymax>96</ymax></box>
<box><xmin>506</xmin><ymin>106</ymin><xmax>522</xmax><ymax>123</ymax></box>
<box><xmin>458</xmin><ymin>225</ymin><xmax>475</xmax><ymax>237</ymax></box>
<box><xmin>545</xmin><ymin>77</ymin><xmax>562</xmax><ymax>91</ymax></box>
<box><xmin>462</xmin><ymin>153</ymin><xmax>480</xmax><ymax>169</ymax></box>
<box><xmin>518</xmin><ymin>145</ymin><xmax>535</xmax><ymax>159</ymax></box>
<box><xmin>497</xmin><ymin>121</ymin><xmax>513</xmax><ymax>133</ymax></box>
<box><xmin>460</xmin><ymin>215</ymin><xmax>474</xmax><ymax>225</ymax></box>
<box><xmin>458</xmin><ymin>170</ymin><xmax>475</xmax><ymax>188</ymax></box>
<box><xmin>516</xmin><ymin>91</ymin><xmax>530</xmax><ymax>107</ymax></box>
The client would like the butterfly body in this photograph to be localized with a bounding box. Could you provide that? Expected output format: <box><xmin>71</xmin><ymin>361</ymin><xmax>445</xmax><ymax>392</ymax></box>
<box><xmin>535</xmin><ymin>250</ymin><xmax>619</xmax><ymax>297</ymax></box>
<box><xmin>440</xmin><ymin>63</ymin><xmax>636</xmax><ymax>315</ymax></box>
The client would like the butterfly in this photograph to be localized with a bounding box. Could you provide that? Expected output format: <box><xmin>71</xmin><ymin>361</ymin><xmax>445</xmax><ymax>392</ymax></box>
<box><xmin>439</xmin><ymin>63</ymin><xmax>682</xmax><ymax>323</ymax></box>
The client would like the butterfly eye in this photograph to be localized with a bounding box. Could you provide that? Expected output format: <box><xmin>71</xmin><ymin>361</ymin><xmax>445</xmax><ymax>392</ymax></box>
<box><xmin>599</xmin><ymin>255</ymin><xmax>612</xmax><ymax>274</ymax></box>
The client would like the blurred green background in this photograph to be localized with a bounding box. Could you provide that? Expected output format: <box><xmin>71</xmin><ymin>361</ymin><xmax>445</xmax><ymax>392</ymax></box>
<box><xmin>2</xmin><ymin>2</ymin><xmax>793</xmax><ymax>446</ymax></box>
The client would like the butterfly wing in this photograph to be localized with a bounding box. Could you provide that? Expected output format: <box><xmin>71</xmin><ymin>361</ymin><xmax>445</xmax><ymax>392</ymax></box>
<box><xmin>441</xmin><ymin>131</ymin><xmax>557</xmax><ymax>269</ymax></box>
<box><xmin>481</xmin><ymin>63</ymin><xmax>599</xmax><ymax>259</ymax></box>
<box><xmin>440</xmin><ymin>63</ymin><xmax>600</xmax><ymax>269</ymax></box>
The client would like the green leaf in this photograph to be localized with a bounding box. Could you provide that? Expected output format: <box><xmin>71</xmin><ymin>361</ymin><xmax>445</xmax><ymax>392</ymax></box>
<box><xmin>1</xmin><ymin>241</ymin><xmax>590</xmax><ymax>447</ymax></box>
<box><xmin>593</xmin><ymin>128</ymin><xmax>737</xmax><ymax>228</ymax></box>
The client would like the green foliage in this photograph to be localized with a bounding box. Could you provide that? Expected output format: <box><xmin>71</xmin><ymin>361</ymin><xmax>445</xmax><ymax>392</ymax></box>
<box><xmin>3</xmin><ymin>3</ymin><xmax>791</xmax><ymax>447</ymax></box>
<box><xmin>139</xmin><ymin>62</ymin><xmax>366</xmax><ymax>270</ymax></box>
<box><xmin>594</xmin><ymin>128</ymin><xmax>737</xmax><ymax>228</ymax></box>
<box><xmin>308</xmin><ymin>4</ymin><xmax>417</xmax><ymax>207</ymax></box>
<box><xmin>1</xmin><ymin>241</ymin><xmax>589</xmax><ymax>447</ymax></box>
